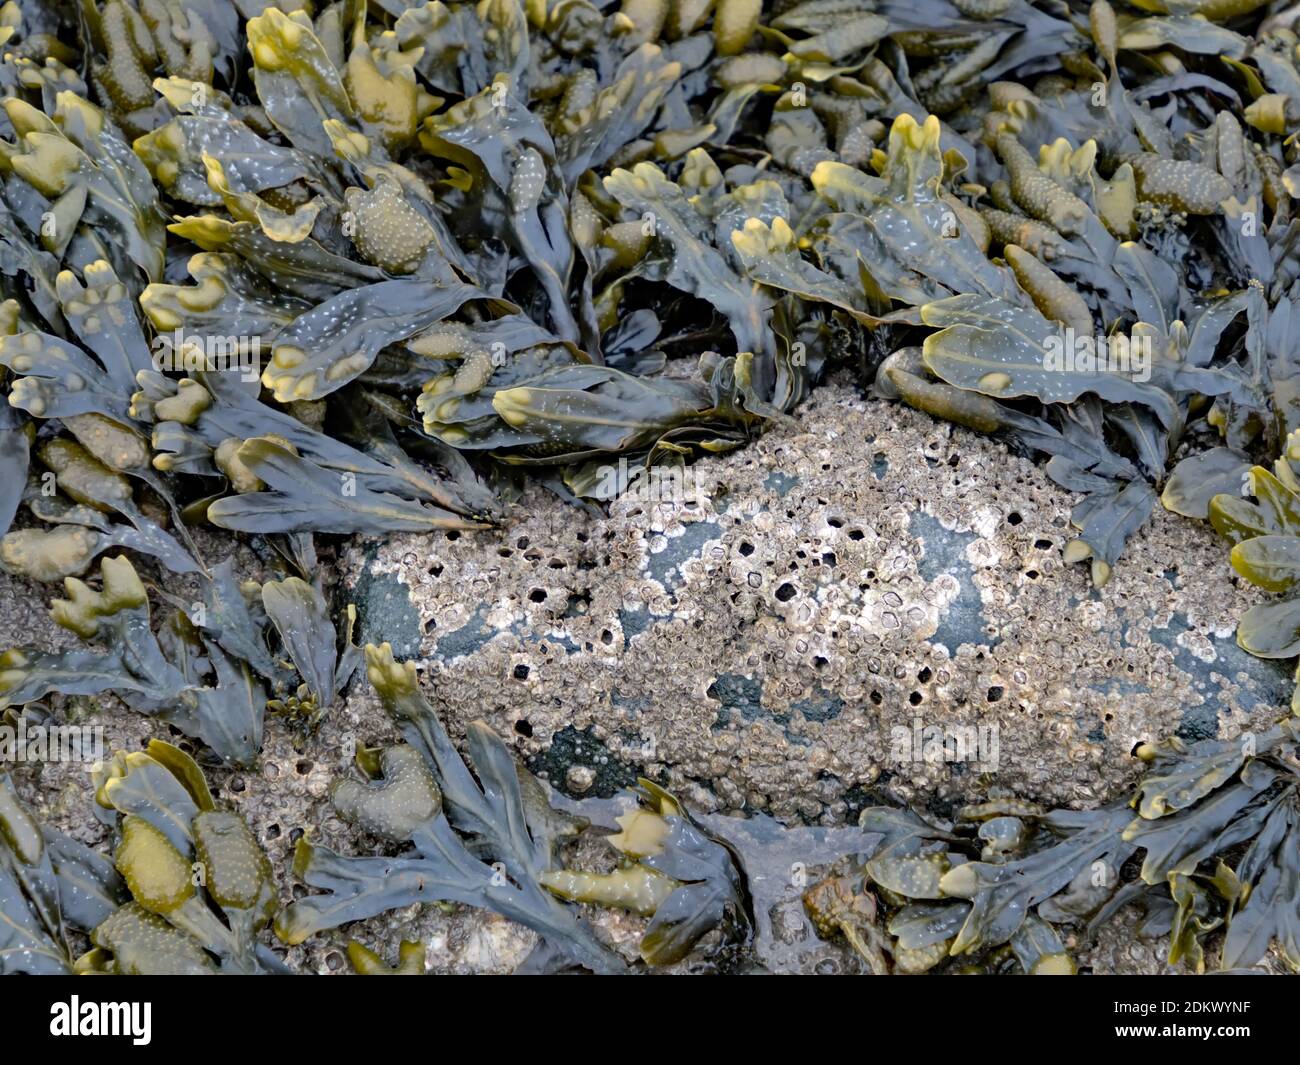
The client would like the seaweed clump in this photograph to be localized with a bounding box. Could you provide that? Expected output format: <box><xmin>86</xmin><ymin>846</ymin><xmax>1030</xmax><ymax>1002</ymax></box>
<box><xmin>0</xmin><ymin>740</ymin><xmax>289</xmax><ymax>974</ymax></box>
<box><xmin>0</xmin><ymin>0</ymin><xmax>1293</xmax><ymax>591</ymax></box>
<box><xmin>0</xmin><ymin>553</ymin><xmax>359</xmax><ymax>765</ymax></box>
<box><xmin>812</xmin><ymin>722</ymin><xmax>1300</xmax><ymax>974</ymax></box>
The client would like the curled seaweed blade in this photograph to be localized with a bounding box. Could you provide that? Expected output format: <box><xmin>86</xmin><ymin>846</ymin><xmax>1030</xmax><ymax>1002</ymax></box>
<box><xmin>811</xmin><ymin>115</ymin><xmax>1015</xmax><ymax>305</ymax></box>
<box><xmin>603</xmin><ymin>161</ymin><xmax>775</xmax><ymax>390</ymax></box>
<box><xmin>246</xmin><ymin>8</ymin><xmax>354</xmax><ymax>159</ymax></box>
<box><xmin>1131</xmin><ymin>733</ymin><xmax>1266</xmax><ymax>820</ymax></box>
<box><xmin>260</xmin><ymin>278</ymin><xmax>497</xmax><ymax>403</ymax></box>
<box><xmin>0</xmin><ymin>558</ymin><xmax>266</xmax><ymax>765</ymax></box>
<box><xmin>0</xmin><ymin>772</ymin><xmax>71</xmax><ymax>973</ymax></box>
<box><xmin>420</xmin><ymin>76</ymin><xmax>578</xmax><ymax>340</ymax></box>
<box><xmin>134</xmin><ymin>81</ymin><xmax>319</xmax><ymax>207</ymax></box>
<box><xmin>920</xmin><ymin>295</ymin><xmax>1179</xmax><ymax>423</ymax></box>
<box><xmin>637</xmin><ymin>808</ymin><xmax>750</xmax><ymax>965</ymax></box>
<box><xmin>937</xmin><ymin>803</ymin><xmax>1137</xmax><ymax>955</ymax></box>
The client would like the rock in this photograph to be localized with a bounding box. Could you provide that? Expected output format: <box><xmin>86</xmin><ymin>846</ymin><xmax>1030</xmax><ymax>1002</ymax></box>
<box><xmin>341</xmin><ymin>379</ymin><xmax>1287</xmax><ymax>824</ymax></box>
<box><xmin>443</xmin><ymin>911</ymin><xmax>538</xmax><ymax>974</ymax></box>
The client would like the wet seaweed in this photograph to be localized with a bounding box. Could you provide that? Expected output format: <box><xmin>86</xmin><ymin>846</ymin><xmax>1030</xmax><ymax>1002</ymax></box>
<box><xmin>0</xmin><ymin>0</ymin><xmax>1298</xmax><ymax>978</ymax></box>
<box><xmin>84</xmin><ymin>739</ymin><xmax>289</xmax><ymax>973</ymax></box>
<box><xmin>0</xmin><ymin>553</ymin><xmax>359</xmax><ymax>764</ymax></box>
<box><xmin>1</xmin><ymin>739</ymin><xmax>288</xmax><ymax>974</ymax></box>
<box><xmin>817</xmin><ymin>721</ymin><xmax>1300</xmax><ymax>974</ymax></box>
<box><xmin>275</xmin><ymin>642</ymin><xmax>629</xmax><ymax>974</ymax></box>
<box><xmin>0</xmin><ymin>0</ymin><xmax>1293</xmax><ymax>584</ymax></box>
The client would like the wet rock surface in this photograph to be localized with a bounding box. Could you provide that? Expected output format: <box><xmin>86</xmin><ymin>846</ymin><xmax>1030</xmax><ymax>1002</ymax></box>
<box><xmin>0</xmin><ymin>378</ymin><xmax>1286</xmax><ymax>973</ymax></box>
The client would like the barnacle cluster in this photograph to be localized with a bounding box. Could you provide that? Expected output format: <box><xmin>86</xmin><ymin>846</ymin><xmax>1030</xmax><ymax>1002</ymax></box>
<box><xmin>0</xmin><ymin>0</ymin><xmax>1299</xmax><ymax>977</ymax></box>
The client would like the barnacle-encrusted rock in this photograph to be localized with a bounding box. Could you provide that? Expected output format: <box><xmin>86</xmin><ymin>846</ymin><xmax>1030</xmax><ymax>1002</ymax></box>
<box><xmin>339</xmin><ymin>382</ymin><xmax>1288</xmax><ymax>832</ymax></box>
<box><xmin>0</xmin><ymin>0</ymin><xmax>1296</xmax><ymax>980</ymax></box>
